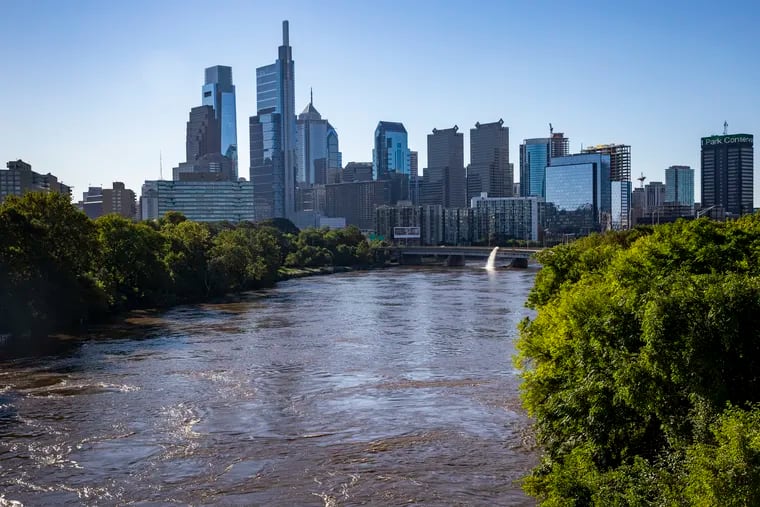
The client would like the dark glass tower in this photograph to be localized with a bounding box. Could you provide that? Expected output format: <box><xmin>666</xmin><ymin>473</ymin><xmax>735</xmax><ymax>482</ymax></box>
<box><xmin>202</xmin><ymin>65</ymin><xmax>237</xmax><ymax>177</ymax></box>
<box><xmin>701</xmin><ymin>134</ymin><xmax>754</xmax><ymax>216</ymax></box>
<box><xmin>250</xmin><ymin>21</ymin><xmax>296</xmax><ymax>219</ymax></box>
<box><xmin>467</xmin><ymin>119</ymin><xmax>511</xmax><ymax>202</ymax></box>
<box><xmin>423</xmin><ymin>126</ymin><xmax>466</xmax><ymax>207</ymax></box>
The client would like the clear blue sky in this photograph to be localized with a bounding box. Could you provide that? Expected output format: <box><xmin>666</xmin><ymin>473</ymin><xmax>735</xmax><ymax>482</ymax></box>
<box><xmin>1</xmin><ymin>0</ymin><xmax>758</xmax><ymax>204</ymax></box>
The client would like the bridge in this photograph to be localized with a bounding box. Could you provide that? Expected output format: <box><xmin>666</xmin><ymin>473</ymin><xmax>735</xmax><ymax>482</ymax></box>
<box><xmin>385</xmin><ymin>246</ymin><xmax>543</xmax><ymax>267</ymax></box>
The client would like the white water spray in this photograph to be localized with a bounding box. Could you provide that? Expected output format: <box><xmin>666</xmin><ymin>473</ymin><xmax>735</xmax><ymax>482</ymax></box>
<box><xmin>485</xmin><ymin>247</ymin><xmax>499</xmax><ymax>271</ymax></box>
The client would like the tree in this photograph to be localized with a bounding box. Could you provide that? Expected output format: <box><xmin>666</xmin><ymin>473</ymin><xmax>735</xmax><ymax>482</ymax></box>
<box><xmin>94</xmin><ymin>214</ymin><xmax>169</xmax><ymax>310</ymax></box>
<box><xmin>161</xmin><ymin>220</ymin><xmax>212</xmax><ymax>301</ymax></box>
<box><xmin>517</xmin><ymin>215</ymin><xmax>760</xmax><ymax>504</ymax></box>
<box><xmin>0</xmin><ymin>192</ymin><xmax>104</xmax><ymax>334</ymax></box>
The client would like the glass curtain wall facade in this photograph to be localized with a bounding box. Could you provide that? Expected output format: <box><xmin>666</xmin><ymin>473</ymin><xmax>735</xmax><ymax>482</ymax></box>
<box><xmin>202</xmin><ymin>66</ymin><xmax>237</xmax><ymax>177</ymax></box>
<box><xmin>373</xmin><ymin>122</ymin><xmax>411</xmax><ymax>180</ymax></box>
<box><xmin>665</xmin><ymin>165</ymin><xmax>694</xmax><ymax>206</ymax></box>
<box><xmin>545</xmin><ymin>154</ymin><xmax>611</xmax><ymax>236</ymax></box>
<box><xmin>252</xmin><ymin>20</ymin><xmax>297</xmax><ymax>219</ymax></box>
<box><xmin>140</xmin><ymin>180</ymin><xmax>255</xmax><ymax>222</ymax></box>
<box><xmin>249</xmin><ymin>110</ymin><xmax>283</xmax><ymax>220</ymax></box>
<box><xmin>519</xmin><ymin>139</ymin><xmax>549</xmax><ymax>198</ymax></box>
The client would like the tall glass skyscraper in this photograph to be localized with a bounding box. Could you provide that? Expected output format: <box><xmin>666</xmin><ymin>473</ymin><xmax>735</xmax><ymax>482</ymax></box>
<box><xmin>373</xmin><ymin>121</ymin><xmax>410</xmax><ymax>179</ymax></box>
<box><xmin>295</xmin><ymin>93</ymin><xmax>341</xmax><ymax>187</ymax></box>
<box><xmin>250</xmin><ymin>20</ymin><xmax>297</xmax><ymax>219</ymax></box>
<box><xmin>202</xmin><ymin>66</ymin><xmax>237</xmax><ymax>177</ymax></box>
<box><xmin>373</xmin><ymin>121</ymin><xmax>411</xmax><ymax>204</ymax></box>
<box><xmin>519</xmin><ymin>132</ymin><xmax>569</xmax><ymax>198</ymax></box>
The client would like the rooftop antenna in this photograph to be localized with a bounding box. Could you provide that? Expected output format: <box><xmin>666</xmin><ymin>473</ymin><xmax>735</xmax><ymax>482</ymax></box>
<box><xmin>723</xmin><ymin>121</ymin><xmax>728</xmax><ymax>135</ymax></box>
<box><xmin>310</xmin><ymin>87</ymin><xmax>313</xmax><ymax>105</ymax></box>
<box><xmin>549</xmin><ymin>123</ymin><xmax>553</xmax><ymax>136</ymax></box>
<box><xmin>159</xmin><ymin>151</ymin><xmax>163</xmax><ymax>180</ymax></box>
<box><xmin>637</xmin><ymin>172</ymin><xmax>646</xmax><ymax>188</ymax></box>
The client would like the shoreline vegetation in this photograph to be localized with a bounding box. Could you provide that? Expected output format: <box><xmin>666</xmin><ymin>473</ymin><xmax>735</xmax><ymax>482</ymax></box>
<box><xmin>0</xmin><ymin>192</ymin><xmax>390</xmax><ymax>339</ymax></box>
<box><xmin>517</xmin><ymin>214</ymin><xmax>760</xmax><ymax>504</ymax></box>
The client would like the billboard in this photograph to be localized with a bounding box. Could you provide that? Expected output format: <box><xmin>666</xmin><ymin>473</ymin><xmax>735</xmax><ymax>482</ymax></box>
<box><xmin>393</xmin><ymin>226</ymin><xmax>421</xmax><ymax>239</ymax></box>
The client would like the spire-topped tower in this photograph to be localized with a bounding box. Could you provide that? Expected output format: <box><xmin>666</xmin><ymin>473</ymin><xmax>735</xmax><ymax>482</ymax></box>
<box><xmin>251</xmin><ymin>20</ymin><xmax>297</xmax><ymax>220</ymax></box>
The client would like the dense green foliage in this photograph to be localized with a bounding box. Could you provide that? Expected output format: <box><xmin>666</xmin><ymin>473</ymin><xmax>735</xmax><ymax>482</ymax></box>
<box><xmin>0</xmin><ymin>192</ymin><xmax>387</xmax><ymax>336</ymax></box>
<box><xmin>517</xmin><ymin>216</ymin><xmax>760</xmax><ymax>504</ymax></box>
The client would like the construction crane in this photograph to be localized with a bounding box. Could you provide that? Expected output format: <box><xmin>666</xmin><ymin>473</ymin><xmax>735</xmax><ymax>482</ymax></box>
<box><xmin>549</xmin><ymin>123</ymin><xmax>553</xmax><ymax>136</ymax></box>
<box><xmin>637</xmin><ymin>172</ymin><xmax>646</xmax><ymax>188</ymax></box>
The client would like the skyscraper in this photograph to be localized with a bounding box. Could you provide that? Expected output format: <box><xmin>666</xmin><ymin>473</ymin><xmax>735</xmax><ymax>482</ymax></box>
<box><xmin>373</xmin><ymin>121</ymin><xmax>411</xmax><ymax>204</ymax></box>
<box><xmin>185</xmin><ymin>105</ymin><xmax>220</xmax><ymax>162</ymax></box>
<box><xmin>202</xmin><ymin>65</ymin><xmax>238</xmax><ymax>176</ymax></box>
<box><xmin>467</xmin><ymin>119</ymin><xmax>511</xmax><ymax>202</ymax></box>
<box><xmin>519</xmin><ymin>132</ymin><xmax>569</xmax><ymax>198</ymax></box>
<box><xmin>665</xmin><ymin>165</ymin><xmax>694</xmax><ymax>206</ymax></box>
<box><xmin>373</xmin><ymin>121</ymin><xmax>410</xmax><ymax>179</ymax></box>
<box><xmin>422</xmin><ymin>126</ymin><xmax>466</xmax><ymax>208</ymax></box>
<box><xmin>701</xmin><ymin>133</ymin><xmax>754</xmax><ymax>216</ymax></box>
<box><xmin>295</xmin><ymin>92</ymin><xmax>341</xmax><ymax>186</ymax></box>
<box><xmin>250</xmin><ymin>20</ymin><xmax>297</xmax><ymax>219</ymax></box>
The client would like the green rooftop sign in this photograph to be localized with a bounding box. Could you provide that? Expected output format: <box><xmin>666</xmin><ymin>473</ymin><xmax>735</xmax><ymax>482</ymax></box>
<box><xmin>702</xmin><ymin>134</ymin><xmax>753</xmax><ymax>146</ymax></box>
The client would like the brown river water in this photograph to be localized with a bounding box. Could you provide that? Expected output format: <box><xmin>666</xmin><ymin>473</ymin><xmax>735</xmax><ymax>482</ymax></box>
<box><xmin>0</xmin><ymin>266</ymin><xmax>538</xmax><ymax>506</ymax></box>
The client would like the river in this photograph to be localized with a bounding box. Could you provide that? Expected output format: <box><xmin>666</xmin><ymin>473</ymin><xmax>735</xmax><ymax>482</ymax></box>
<box><xmin>0</xmin><ymin>265</ymin><xmax>538</xmax><ymax>506</ymax></box>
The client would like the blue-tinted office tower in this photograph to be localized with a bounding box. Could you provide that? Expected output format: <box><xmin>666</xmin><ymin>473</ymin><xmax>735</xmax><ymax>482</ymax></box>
<box><xmin>373</xmin><ymin>121</ymin><xmax>411</xmax><ymax>203</ymax></box>
<box><xmin>251</xmin><ymin>20</ymin><xmax>297</xmax><ymax>219</ymax></box>
<box><xmin>373</xmin><ymin>122</ymin><xmax>410</xmax><ymax>179</ymax></box>
<box><xmin>202</xmin><ymin>66</ymin><xmax>237</xmax><ymax>177</ymax></box>
<box><xmin>545</xmin><ymin>153</ymin><xmax>611</xmax><ymax>235</ymax></box>
<box><xmin>295</xmin><ymin>92</ymin><xmax>341</xmax><ymax>186</ymax></box>
<box><xmin>519</xmin><ymin>132</ymin><xmax>569</xmax><ymax>198</ymax></box>
<box><xmin>665</xmin><ymin>165</ymin><xmax>694</xmax><ymax>206</ymax></box>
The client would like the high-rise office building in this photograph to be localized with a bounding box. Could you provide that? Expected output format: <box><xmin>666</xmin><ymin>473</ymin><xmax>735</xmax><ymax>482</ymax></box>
<box><xmin>202</xmin><ymin>65</ymin><xmax>238</xmax><ymax>176</ymax></box>
<box><xmin>373</xmin><ymin>121</ymin><xmax>411</xmax><ymax>179</ymax></box>
<box><xmin>422</xmin><ymin>126</ymin><xmax>466</xmax><ymax>208</ymax></box>
<box><xmin>373</xmin><ymin>121</ymin><xmax>411</xmax><ymax>204</ymax></box>
<box><xmin>185</xmin><ymin>105</ymin><xmax>220</xmax><ymax>162</ymax></box>
<box><xmin>295</xmin><ymin>92</ymin><xmax>341</xmax><ymax>186</ymax></box>
<box><xmin>251</xmin><ymin>20</ymin><xmax>297</xmax><ymax>219</ymax></box>
<box><xmin>701</xmin><ymin>133</ymin><xmax>754</xmax><ymax>216</ymax></box>
<box><xmin>467</xmin><ymin>119</ymin><xmax>511</xmax><ymax>202</ymax></box>
<box><xmin>519</xmin><ymin>132</ymin><xmax>569</xmax><ymax>198</ymax></box>
<box><xmin>665</xmin><ymin>165</ymin><xmax>694</xmax><ymax>206</ymax></box>
<box><xmin>140</xmin><ymin>180</ymin><xmax>254</xmax><ymax>222</ymax></box>
<box><xmin>545</xmin><ymin>153</ymin><xmax>611</xmax><ymax>235</ymax></box>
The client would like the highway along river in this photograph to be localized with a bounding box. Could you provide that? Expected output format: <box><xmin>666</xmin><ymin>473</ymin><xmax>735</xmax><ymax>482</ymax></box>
<box><xmin>0</xmin><ymin>266</ymin><xmax>538</xmax><ymax>506</ymax></box>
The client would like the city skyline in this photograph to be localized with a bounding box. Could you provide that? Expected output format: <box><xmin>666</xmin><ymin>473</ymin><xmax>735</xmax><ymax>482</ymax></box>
<box><xmin>1</xmin><ymin>1</ymin><xmax>758</xmax><ymax>205</ymax></box>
